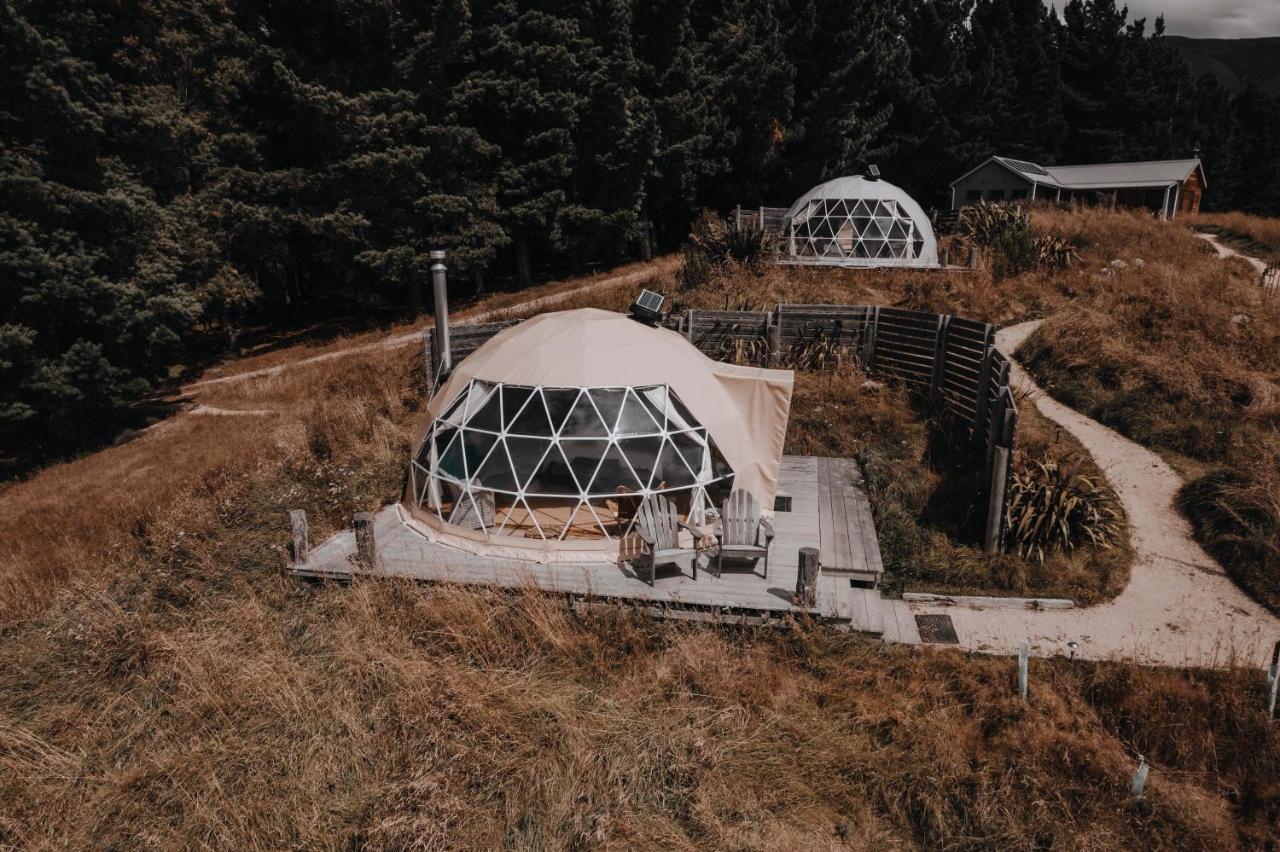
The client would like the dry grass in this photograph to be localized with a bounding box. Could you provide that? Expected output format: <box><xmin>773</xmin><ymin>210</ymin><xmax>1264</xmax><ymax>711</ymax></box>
<box><xmin>1016</xmin><ymin>209</ymin><xmax>1280</xmax><ymax>612</ymax></box>
<box><xmin>0</xmin><ymin>209</ymin><xmax>1274</xmax><ymax>846</ymax></box>
<box><xmin>1192</xmin><ymin>211</ymin><xmax>1280</xmax><ymax>262</ymax></box>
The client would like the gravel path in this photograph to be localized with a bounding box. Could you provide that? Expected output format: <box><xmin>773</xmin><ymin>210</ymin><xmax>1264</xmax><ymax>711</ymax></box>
<box><xmin>1196</xmin><ymin>231</ymin><xmax>1268</xmax><ymax>275</ymax></box>
<box><xmin>908</xmin><ymin>319</ymin><xmax>1280</xmax><ymax>669</ymax></box>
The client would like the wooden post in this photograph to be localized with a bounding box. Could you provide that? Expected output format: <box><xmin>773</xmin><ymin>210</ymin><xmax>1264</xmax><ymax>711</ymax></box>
<box><xmin>758</xmin><ymin>205</ymin><xmax>765</xmax><ymax>231</ymax></box>
<box><xmin>769</xmin><ymin>306</ymin><xmax>782</xmax><ymax>364</ymax></box>
<box><xmin>984</xmin><ymin>446</ymin><xmax>1010</xmax><ymax>554</ymax></box>
<box><xmin>685</xmin><ymin>308</ymin><xmax>695</xmax><ymax>342</ymax></box>
<box><xmin>795</xmin><ymin>547</ymin><xmax>820</xmax><ymax>608</ymax></box>
<box><xmin>735</xmin><ymin>205</ymin><xmax>742</xmax><ymax>229</ymax></box>
<box><xmin>973</xmin><ymin>327</ymin><xmax>995</xmax><ymax>433</ymax></box>
<box><xmin>289</xmin><ymin>509</ymin><xmax>309</xmax><ymax>565</ymax></box>
<box><xmin>1130</xmin><ymin>756</ymin><xmax>1149</xmax><ymax>798</ymax></box>
<box><xmin>354</xmin><ymin>512</ymin><xmax>377</xmax><ymax>566</ymax></box>
<box><xmin>941</xmin><ymin>245</ymin><xmax>950</xmax><ymax>267</ymax></box>
<box><xmin>861</xmin><ymin>306</ymin><xmax>880</xmax><ymax>371</ymax></box>
<box><xmin>930</xmin><ymin>314</ymin><xmax>951</xmax><ymax>403</ymax></box>
<box><xmin>968</xmin><ymin>245</ymin><xmax>978</xmax><ymax>268</ymax></box>
<box><xmin>1017</xmin><ymin>641</ymin><xmax>1029</xmax><ymax>700</ymax></box>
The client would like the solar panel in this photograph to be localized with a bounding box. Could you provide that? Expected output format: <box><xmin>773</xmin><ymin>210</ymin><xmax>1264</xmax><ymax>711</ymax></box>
<box><xmin>629</xmin><ymin>289</ymin><xmax>665</xmax><ymax>325</ymax></box>
<box><xmin>1002</xmin><ymin>158</ymin><xmax>1049</xmax><ymax>177</ymax></box>
<box><xmin>635</xmin><ymin>289</ymin><xmax>664</xmax><ymax>312</ymax></box>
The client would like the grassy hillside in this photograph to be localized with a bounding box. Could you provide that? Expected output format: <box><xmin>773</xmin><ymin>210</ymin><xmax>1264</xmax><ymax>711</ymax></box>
<box><xmin>1018</xmin><ymin>209</ymin><xmax>1280</xmax><ymax>613</ymax></box>
<box><xmin>1</xmin><ymin>207</ymin><xmax>1276</xmax><ymax>846</ymax></box>
<box><xmin>1193</xmin><ymin>211</ymin><xmax>1280</xmax><ymax>262</ymax></box>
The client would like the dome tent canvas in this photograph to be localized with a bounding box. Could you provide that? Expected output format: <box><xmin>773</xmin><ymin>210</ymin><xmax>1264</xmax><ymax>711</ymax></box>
<box><xmin>405</xmin><ymin>308</ymin><xmax>794</xmax><ymax>563</ymax></box>
<box><xmin>781</xmin><ymin>175</ymin><xmax>939</xmax><ymax>267</ymax></box>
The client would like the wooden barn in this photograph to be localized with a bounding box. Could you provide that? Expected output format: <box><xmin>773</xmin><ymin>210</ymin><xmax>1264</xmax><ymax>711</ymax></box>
<box><xmin>950</xmin><ymin>156</ymin><xmax>1206</xmax><ymax>220</ymax></box>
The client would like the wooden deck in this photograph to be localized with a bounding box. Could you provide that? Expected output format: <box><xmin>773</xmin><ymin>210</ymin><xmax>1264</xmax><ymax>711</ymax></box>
<box><xmin>292</xmin><ymin>455</ymin><xmax>893</xmax><ymax>634</ymax></box>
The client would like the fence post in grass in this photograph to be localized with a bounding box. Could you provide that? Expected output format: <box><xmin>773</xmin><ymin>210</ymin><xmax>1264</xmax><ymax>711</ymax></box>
<box><xmin>354</xmin><ymin>512</ymin><xmax>377</xmax><ymax>566</ymax></box>
<box><xmin>968</xmin><ymin>244</ymin><xmax>978</xmax><ymax>268</ymax></box>
<box><xmin>795</xmin><ymin>547</ymin><xmax>820</xmax><ymax>608</ymax></box>
<box><xmin>1017</xmin><ymin>641</ymin><xmax>1029</xmax><ymax>700</ymax></box>
<box><xmin>685</xmin><ymin>308</ymin><xmax>695</xmax><ymax>342</ymax></box>
<box><xmin>941</xmin><ymin>245</ymin><xmax>950</xmax><ymax>267</ymax></box>
<box><xmin>985</xmin><ymin>445</ymin><xmax>1011</xmax><ymax>554</ymax></box>
<box><xmin>1131</xmin><ymin>756</ymin><xmax>1149</xmax><ymax>799</ymax></box>
<box><xmin>768</xmin><ymin>312</ymin><xmax>781</xmax><ymax>366</ymax></box>
<box><xmin>973</xmin><ymin>326</ymin><xmax>995</xmax><ymax>435</ymax></box>
<box><xmin>930</xmin><ymin>314</ymin><xmax>952</xmax><ymax>404</ymax></box>
<box><xmin>861</xmin><ymin>306</ymin><xmax>880</xmax><ymax>371</ymax></box>
<box><xmin>289</xmin><ymin>510</ymin><xmax>309</xmax><ymax>565</ymax></box>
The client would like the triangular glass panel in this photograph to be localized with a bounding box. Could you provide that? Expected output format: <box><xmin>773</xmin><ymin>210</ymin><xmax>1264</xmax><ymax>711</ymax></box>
<box><xmin>542</xmin><ymin>388</ymin><xmax>580</xmax><ymax>433</ymax></box>
<box><xmin>562</xmin><ymin>391</ymin><xmax>608</xmax><ymax>436</ymax></box>
<box><xmin>474</xmin><ymin>440</ymin><xmax>518</xmax><ymax>492</ymax></box>
<box><xmin>852</xmin><ymin>216</ymin><xmax>873</xmax><ymax>236</ymax></box>
<box><xmin>588</xmin><ymin>441</ymin><xmax>643</xmax><ymax>495</ymax></box>
<box><xmin>670</xmin><ymin>429</ymin><xmax>707</xmax><ymax>477</ymax></box>
<box><xmin>435</xmin><ymin>427</ymin><xmax>465</xmax><ymax>481</ymax></box>
<box><xmin>500</xmin><ymin>385</ymin><xmax>534</xmax><ymax>430</ymax></box>
<box><xmin>506</xmin><ymin>436</ymin><xmax>551</xmax><ymax>490</ymax></box>
<box><xmin>508</xmin><ymin>388</ymin><xmax>554</xmax><ymax>436</ymax></box>
<box><xmin>888</xmin><ymin>220</ymin><xmax>908</xmax><ymax>240</ymax></box>
<box><xmin>618</xmin><ymin>435</ymin><xmax>663</xmax><ymax>489</ymax></box>
<box><xmin>466</xmin><ymin>388</ymin><xmax>503</xmax><ymax>432</ymax></box>
<box><xmin>440</xmin><ymin>388</ymin><xmax>470</xmax><ymax>426</ymax></box>
<box><xmin>653</xmin><ymin>439</ymin><xmax>698</xmax><ymax>489</ymax></box>
<box><xmin>461</xmin><ymin>428</ymin><xmax>499</xmax><ymax>478</ymax></box>
<box><xmin>561</xmin><ymin>439</ymin><xmax>609</xmax><ymax>491</ymax></box>
<box><xmin>615</xmin><ymin>389</ymin><xmax>660</xmax><ymax>436</ymax></box>
<box><xmin>588</xmin><ymin>388</ymin><xmax>626</xmax><ymax>433</ymax></box>
<box><xmin>525</xmin><ymin>443</ymin><xmax>579</xmax><ymax>495</ymax></box>
<box><xmin>851</xmin><ymin>199</ymin><xmax>871</xmax><ymax>215</ymax></box>
<box><xmin>635</xmin><ymin>386</ymin><xmax>667</xmax><ymax>430</ymax></box>
<box><xmin>709</xmin><ymin>437</ymin><xmax>733</xmax><ymax>479</ymax></box>
<box><xmin>876</xmin><ymin>239</ymin><xmax>895</xmax><ymax>258</ymax></box>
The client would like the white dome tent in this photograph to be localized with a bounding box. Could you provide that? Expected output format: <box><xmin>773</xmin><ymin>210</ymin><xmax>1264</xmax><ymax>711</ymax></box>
<box><xmin>781</xmin><ymin>174</ymin><xmax>939</xmax><ymax>267</ymax></box>
<box><xmin>405</xmin><ymin>308</ymin><xmax>794</xmax><ymax>562</ymax></box>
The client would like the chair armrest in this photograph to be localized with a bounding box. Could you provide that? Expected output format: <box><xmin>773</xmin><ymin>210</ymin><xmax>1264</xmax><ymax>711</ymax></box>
<box><xmin>759</xmin><ymin>517</ymin><xmax>775</xmax><ymax>543</ymax></box>
<box><xmin>678</xmin><ymin>522</ymin><xmax>713</xmax><ymax>548</ymax></box>
<box><xmin>635</xmin><ymin>526</ymin><xmax>657</xmax><ymax>547</ymax></box>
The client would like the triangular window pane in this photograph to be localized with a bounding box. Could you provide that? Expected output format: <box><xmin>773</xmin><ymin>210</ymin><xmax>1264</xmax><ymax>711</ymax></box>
<box><xmin>851</xmin><ymin>199</ymin><xmax>870</xmax><ymax>215</ymax></box>
<box><xmin>562</xmin><ymin>391</ymin><xmax>607</xmax><ymax>436</ymax></box>
<box><xmin>589</xmin><ymin>442</ymin><xmax>643</xmax><ymax>494</ymax></box>
<box><xmin>543</xmin><ymin>388</ymin><xmax>580</xmax><ymax>433</ymax></box>
<box><xmin>653</xmin><ymin>439</ymin><xmax>698</xmax><ymax>489</ymax></box>
<box><xmin>440</xmin><ymin>389</ymin><xmax>470</xmax><ymax>426</ymax></box>
<box><xmin>461</xmin><ymin>429</ymin><xmax>499</xmax><ymax>478</ymax></box>
<box><xmin>506</xmin><ymin>436</ymin><xmax>551</xmax><ymax>489</ymax></box>
<box><xmin>636</xmin><ymin>386</ymin><xmax>667</xmax><ymax>430</ymax></box>
<box><xmin>615</xmin><ymin>389</ymin><xmax>660</xmax><ymax>436</ymax></box>
<box><xmin>670</xmin><ymin>429</ymin><xmax>707</xmax><ymax>477</ymax></box>
<box><xmin>435</xmin><ymin>428</ymin><xmax>465</xmax><ymax>481</ymax></box>
<box><xmin>526</xmin><ymin>443</ymin><xmax>579</xmax><ymax>495</ymax></box>
<box><xmin>475</xmin><ymin>440</ymin><xmax>518</xmax><ymax>492</ymax></box>
<box><xmin>618</xmin><ymin>435</ymin><xmax>663</xmax><ymax>489</ymax></box>
<box><xmin>467</xmin><ymin>390</ymin><xmax>503</xmax><ymax>432</ymax></box>
<box><xmin>588</xmin><ymin>389</ymin><xmax>625</xmax><ymax>433</ymax></box>
<box><xmin>501</xmin><ymin>386</ymin><xmax>534</xmax><ymax>430</ymax></box>
<box><xmin>509</xmin><ymin>388</ymin><xmax>554</xmax><ymax>435</ymax></box>
<box><xmin>561</xmin><ymin>439</ymin><xmax>609</xmax><ymax>491</ymax></box>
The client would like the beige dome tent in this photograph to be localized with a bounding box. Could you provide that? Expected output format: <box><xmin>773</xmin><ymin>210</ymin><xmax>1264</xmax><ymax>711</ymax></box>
<box><xmin>404</xmin><ymin>308</ymin><xmax>794</xmax><ymax>562</ymax></box>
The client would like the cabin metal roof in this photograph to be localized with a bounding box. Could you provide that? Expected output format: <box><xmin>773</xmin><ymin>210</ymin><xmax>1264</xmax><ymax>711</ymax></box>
<box><xmin>953</xmin><ymin>156</ymin><xmax>1205</xmax><ymax>191</ymax></box>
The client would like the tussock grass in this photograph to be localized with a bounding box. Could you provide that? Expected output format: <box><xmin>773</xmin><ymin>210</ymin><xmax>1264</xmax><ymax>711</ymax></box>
<box><xmin>1017</xmin><ymin>209</ymin><xmax>1280</xmax><ymax>613</ymax></box>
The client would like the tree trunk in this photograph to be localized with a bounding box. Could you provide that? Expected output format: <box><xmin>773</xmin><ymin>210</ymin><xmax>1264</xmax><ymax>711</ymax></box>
<box><xmin>515</xmin><ymin>234</ymin><xmax>533</xmax><ymax>286</ymax></box>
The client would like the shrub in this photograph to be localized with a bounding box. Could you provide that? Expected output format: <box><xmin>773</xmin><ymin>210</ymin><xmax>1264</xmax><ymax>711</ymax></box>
<box><xmin>1006</xmin><ymin>453</ymin><xmax>1124</xmax><ymax>562</ymax></box>
<box><xmin>679</xmin><ymin>246</ymin><xmax>712</xmax><ymax>290</ymax></box>
<box><xmin>1180</xmin><ymin>469</ymin><xmax>1280</xmax><ymax>611</ymax></box>
<box><xmin>686</xmin><ymin>211</ymin><xmax>776</xmax><ymax>271</ymax></box>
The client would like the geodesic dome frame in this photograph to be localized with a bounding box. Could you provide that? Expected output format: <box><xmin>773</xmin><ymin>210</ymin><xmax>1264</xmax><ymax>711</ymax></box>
<box><xmin>781</xmin><ymin>175</ymin><xmax>939</xmax><ymax>267</ymax></box>
<box><xmin>409</xmin><ymin>379</ymin><xmax>736</xmax><ymax>542</ymax></box>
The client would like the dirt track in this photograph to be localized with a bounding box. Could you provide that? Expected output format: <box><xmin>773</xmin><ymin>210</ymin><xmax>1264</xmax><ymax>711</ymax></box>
<box><xmin>184</xmin><ymin>260</ymin><xmax>675</xmax><ymax>392</ymax></box>
<box><xmin>908</xmin><ymin>319</ymin><xmax>1280</xmax><ymax>668</ymax></box>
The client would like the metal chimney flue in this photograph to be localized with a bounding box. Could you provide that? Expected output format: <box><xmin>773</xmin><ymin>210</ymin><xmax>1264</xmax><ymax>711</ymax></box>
<box><xmin>430</xmin><ymin>250</ymin><xmax>451</xmax><ymax>376</ymax></box>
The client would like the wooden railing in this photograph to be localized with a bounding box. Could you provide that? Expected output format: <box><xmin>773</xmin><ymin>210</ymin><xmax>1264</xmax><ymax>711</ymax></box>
<box><xmin>424</xmin><ymin>304</ymin><xmax>1018</xmax><ymax>552</ymax></box>
<box><xmin>733</xmin><ymin>205</ymin><xmax>790</xmax><ymax>235</ymax></box>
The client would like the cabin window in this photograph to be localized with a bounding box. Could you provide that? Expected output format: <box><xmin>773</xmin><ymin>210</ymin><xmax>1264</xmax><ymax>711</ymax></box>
<box><xmin>1011</xmin><ymin>189</ymin><xmax>1028</xmax><ymax>200</ymax></box>
<box><xmin>965</xmin><ymin>190</ymin><xmax>982</xmax><ymax>202</ymax></box>
<box><xmin>987</xmin><ymin>189</ymin><xmax>1005</xmax><ymax>201</ymax></box>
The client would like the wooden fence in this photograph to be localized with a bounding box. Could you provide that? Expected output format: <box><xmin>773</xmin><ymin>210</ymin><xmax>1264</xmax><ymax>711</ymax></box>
<box><xmin>733</xmin><ymin>205</ymin><xmax>790</xmax><ymax>235</ymax></box>
<box><xmin>423</xmin><ymin>304</ymin><xmax>1018</xmax><ymax>552</ymax></box>
<box><xmin>1264</xmin><ymin>262</ymin><xmax>1280</xmax><ymax>296</ymax></box>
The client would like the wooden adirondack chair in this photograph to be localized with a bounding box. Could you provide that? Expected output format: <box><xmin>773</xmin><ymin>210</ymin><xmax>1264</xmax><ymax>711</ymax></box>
<box><xmin>713</xmin><ymin>489</ymin><xmax>774</xmax><ymax>578</ymax></box>
<box><xmin>633</xmin><ymin>494</ymin><xmax>703</xmax><ymax>585</ymax></box>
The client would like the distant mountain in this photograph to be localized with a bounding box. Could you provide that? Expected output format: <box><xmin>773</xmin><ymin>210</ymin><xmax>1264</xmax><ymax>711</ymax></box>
<box><xmin>1164</xmin><ymin>37</ymin><xmax>1280</xmax><ymax>96</ymax></box>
